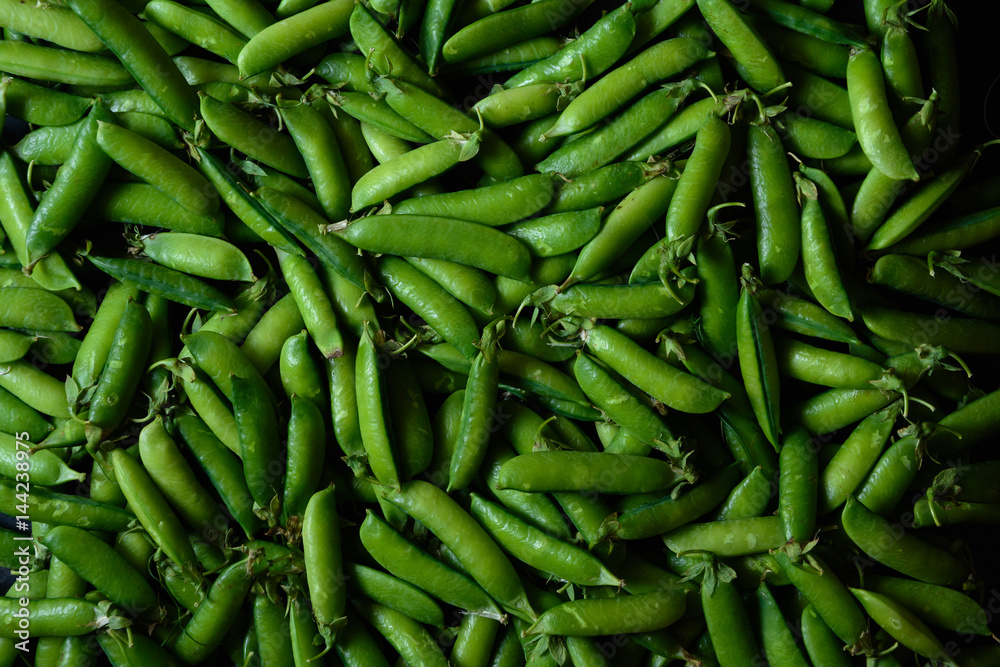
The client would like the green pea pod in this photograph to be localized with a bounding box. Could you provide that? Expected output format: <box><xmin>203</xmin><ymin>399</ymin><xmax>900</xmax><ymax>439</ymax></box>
<box><xmin>110</xmin><ymin>448</ymin><xmax>199</xmax><ymax>580</ymax></box>
<box><xmin>0</xmin><ymin>40</ymin><xmax>133</xmax><ymax>86</ymax></box>
<box><xmin>798</xmin><ymin>179</ymin><xmax>852</xmax><ymax>320</ymax></box>
<box><xmin>778</xmin><ymin>428</ymin><xmax>818</xmax><ymax>546</ymax></box>
<box><xmin>353</xmin><ymin>598</ymin><xmax>449</xmax><ymax>666</ymax></box>
<box><xmin>697</xmin><ymin>0</ymin><xmax>786</xmax><ymax>94</ymax></box>
<box><xmin>302</xmin><ymin>485</ymin><xmax>347</xmax><ymax>646</ymax></box>
<box><xmin>850</xmin><ymin>589</ymin><xmax>957</xmax><ymax>665</ymax></box>
<box><xmin>755</xmin><ymin>581</ymin><xmax>810</xmax><ymax>666</ymax></box>
<box><xmin>0</xmin><ymin>387</ymin><xmax>52</xmax><ymax>444</ymax></box>
<box><xmin>860</xmin><ymin>306</ymin><xmax>1000</xmax><ymax>355</ymax></box>
<box><xmin>145</xmin><ymin>1</ymin><xmax>246</xmax><ymax>63</ymax></box>
<box><xmin>241</xmin><ymin>294</ymin><xmax>304</xmax><ymax>374</ymax></box>
<box><xmin>526</xmin><ymin>590</ymin><xmax>686</xmax><ymax>637</ymax></box>
<box><xmin>0</xmin><ymin>361</ymin><xmax>69</xmax><ymax>419</ymax></box>
<box><xmin>356</xmin><ymin>327</ymin><xmax>400</xmax><ymax>489</ymax></box>
<box><xmin>664</xmin><ymin>116</ymin><xmax>731</xmax><ymax>245</ymax></box>
<box><xmin>278</xmin><ymin>332</ymin><xmax>323</xmax><ymax>407</ymax></box>
<box><xmin>778</xmin><ymin>112</ymin><xmax>857</xmax><ymax>159</ymax></box>
<box><xmin>775</xmin><ymin>336</ymin><xmax>884</xmax><ymax>389</ymax></box>
<box><xmin>0</xmin><ymin>597</ymin><xmax>106</xmax><ymax>639</ymax></box>
<box><xmin>392</xmin><ymin>173</ymin><xmax>553</xmax><ymax>226</ymax></box>
<box><xmin>169</xmin><ymin>560</ymin><xmax>252</xmax><ymax>663</ymax></box>
<box><xmin>278</xmin><ymin>98</ymin><xmax>352</xmax><ymax>222</ymax></box>
<box><xmin>662</xmin><ymin>515</ymin><xmax>785</xmax><ymax>556</ymax></box>
<box><xmin>0</xmin><ymin>287</ymin><xmax>80</xmax><ymax>333</ymax></box>
<box><xmin>252</xmin><ymin>593</ymin><xmax>294</xmax><ymax>667</ymax></box>
<box><xmin>446</xmin><ymin>322</ymin><xmax>499</xmax><ymax>491</ymax></box>
<box><xmin>748</xmin><ymin>122</ymin><xmax>800</xmax><ymax>285</ymax></box>
<box><xmin>889</xmin><ymin>205</ymin><xmax>1000</xmax><ymax>256</ymax></box>
<box><xmin>736</xmin><ymin>269</ymin><xmax>781</xmax><ymax>449</ymax></box>
<box><xmin>842</xmin><ymin>497</ymin><xmax>969</xmax><ymax>586</ymax></box>
<box><xmin>231</xmin><ymin>373</ymin><xmax>281</xmax><ymax>511</ymax></box>
<box><xmin>86</xmin><ymin>297</ymin><xmax>153</xmax><ymax>443</ymax></box>
<box><xmin>89</xmin><ymin>182</ymin><xmax>224</xmax><ymax>236</ymax></box>
<box><xmin>237</xmin><ymin>0</ymin><xmax>352</xmax><ymax>77</ymax></box>
<box><xmin>0</xmin><ymin>431</ymin><xmax>82</xmax><ymax>487</ymax></box>
<box><xmin>86</xmin><ymin>254</ymin><xmax>234</xmax><ymax>313</ymax></box>
<box><xmin>757</xmin><ymin>288</ymin><xmax>860</xmax><ymax>344</ymax></box>
<box><xmin>175</xmin><ymin>411</ymin><xmax>262</xmax><ymax>538</ymax></box>
<box><xmin>800</xmin><ymin>604</ymin><xmax>853</xmax><ymax>667</ymax></box>
<box><xmin>696</xmin><ymin>231</ymin><xmax>740</xmax><ymax>360</ymax></box>
<box><xmin>585</xmin><ymin>325</ymin><xmax>729</xmax><ymax>414</ymax></box>
<box><xmin>275</xmin><ymin>251</ymin><xmax>345</xmax><ymax>360</ymax></box>
<box><xmin>818</xmin><ymin>403</ymin><xmax>899</xmax><ymax>514</ymax></box>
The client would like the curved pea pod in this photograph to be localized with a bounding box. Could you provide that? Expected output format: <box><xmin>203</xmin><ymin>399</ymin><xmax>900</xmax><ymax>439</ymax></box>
<box><xmin>860</xmin><ymin>306</ymin><xmax>1000</xmax><ymax>355</ymax></box>
<box><xmin>498</xmin><ymin>451</ymin><xmax>686</xmax><ymax>495</ymax></box>
<box><xmin>40</xmin><ymin>525</ymin><xmax>157</xmax><ymax>618</ymax></box>
<box><xmin>381</xmin><ymin>480</ymin><xmax>535</xmax><ymax>621</ymax></box>
<box><xmin>757</xmin><ymin>583</ymin><xmax>811</xmax><ymax>665</ymax></box>
<box><xmin>391</xmin><ymin>173</ymin><xmax>553</xmax><ymax>226</ymax></box>
<box><xmin>846</xmin><ymin>46</ymin><xmax>917</xmax><ymax>181</ymax></box>
<box><xmin>870</xmin><ymin>254</ymin><xmax>1000</xmax><ymax>321</ymax></box>
<box><xmin>0</xmin><ymin>329</ymin><xmax>33</xmax><ymax>364</ymax></box>
<box><xmin>702</xmin><ymin>577</ymin><xmax>761</xmax><ymax>666</ymax></box>
<box><xmin>778</xmin><ymin>428</ymin><xmax>818</xmax><ymax>549</ymax></box>
<box><xmin>774</xmin><ymin>550</ymin><xmax>867</xmax><ymax>651</ymax></box>
<box><xmin>345</xmin><ymin>561</ymin><xmax>444</xmax><ymax>628</ymax></box>
<box><xmin>777</xmin><ymin>112</ymin><xmax>856</xmax><ymax>159</ymax></box>
<box><xmin>662</xmin><ymin>515</ymin><xmax>785</xmax><ymax>556</ymax></box>
<box><xmin>0</xmin><ymin>597</ymin><xmax>109</xmax><ymax>639</ymax></box>
<box><xmin>447</xmin><ymin>322</ymin><xmax>500</xmax><ymax>492</ymax></box>
<box><xmin>0</xmin><ymin>431</ymin><xmax>82</xmax><ymax>486</ymax></box>
<box><xmin>279</xmin><ymin>332</ymin><xmax>324</xmax><ymax>407</ymax></box>
<box><xmin>1</xmin><ymin>390</ymin><xmax>53</xmax><ymax>446</ymax></box>
<box><xmin>138</xmin><ymin>231</ymin><xmax>254</xmax><ymax>283</ymax></box>
<box><xmin>88</xmin><ymin>181</ymin><xmax>220</xmax><ymax>235</ymax></box>
<box><xmin>889</xmin><ymin>206</ymin><xmax>1000</xmax><ymax>256</ymax></box>
<box><xmin>775</xmin><ymin>336</ymin><xmax>884</xmax><ymax>389</ymax></box>
<box><xmin>355</xmin><ymin>327</ymin><xmax>400</xmax><ymax>489</ymax></box>
<box><xmin>277</xmin><ymin>397</ymin><xmax>324</xmax><ymax>525</ymax></box>
<box><xmin>236</xmin><ymin>0</ymin><xmax>351</xmax><ymax>77</ymax></box>
<box><xmin>84</xmin><ymin>297</ymin><xmax>152</xmax><ymax>440</ymax></box>
<box><xmin>349</xmin><ymin>1</ymin><xmax>444</xmax><ymax>98</ymax></box>
<box><xmin>552</xmin><ymin>278</ymin><xmax>695</xmax><ymax>320</ymax></box>
<box><xmin>798</xmin><ymin>180</ymin><xmax>852</xmax><ymax>320</ymax></box>
<box><xmin>472</xmin><ymin>81</ymin><xmax>579</xmax><ymax>130</ymax></box>
<box><xmin>329</xmin><ymin>90</ymin><xmax>433</xmax><ymax>143</ymax></box>
<box><xmin>800</xmin><ymin>604</ymin><xmax>853</xmax><ymax>667</ymax></box>
<box><xmin>0</xmin><ymin>360</ymin><xmax>69</xmax><ymax>420</ymax></box>
<box><xmin>850</xmin><ymin>588</ymin><xmax>957</xmax><ymax>665</ymax></box>
<box><xmin>276</xmin><ymin>251</ymin><xmax>345</xmax><ymax>360</ymax></box>
<box><xmin>748</xmin><ymin>122</ymin><xmax>800</xmax><ymax>286</ymax></box>
<box><xmin>1</xmin><ymin>476</ymin><xmax>133</xmax><ymax>531</ymax></box>
<box><xmin>526</xmin><ymin>590</ymin><xmax>686</xmax><ymax>637</ymax></box>
<box><xmin>696</xmin><ymin>231</ymin><xmax>739</xmax><ymax>360</ymax></box>
<box><xmin>231</xmin><ymin>374</ymin><xmax>282</xmax><ymax>511</ymax></box>
<box><xmin>145</xmin><ymin>0</ymin><xmax>246</xmax><ymax>63</ymax></box>
<box><xmin>0</xmin><ymin>287</ymin><xmax>80</xmax><ymax>333</ymax></box>
<box><xmin>697</xmin><ymin>0</ymin><xmax>785</xmax><ymax>94</ymax></box>
<box><xmin>352</xmin><ymin>598</ymin><xmax>448</xmax><ymax>667</ymax></box>
<box><xmin>169</xmin><ymin>560</ymin><xmax>252</xmax><ymax>663</ymax></box>
<box><xmin>609</xmin><ymin>464</ymin><xmax>740</xmax><ymax>540</ymax></box>
<box><xmin>866</xmin><ymin>575</ymin><xmax>991</xmax><ymax>639</ymax></box>
<box><xmin>302</xmin><ymin>485</ymin><xmax>347</xmax><ymax>646</ymax></box>
<box><xmin>841</xmin><ymin>497</ymin><xmax>969</xmax><ymax>586</ymax></box>
<box><xmin>736</xmin><ymin>270</ymin><xmax>781</xmax><ymax>449</ymax></box>
<box><xmin>504</xmin><ymin>208</ymin><xmax>600</xmax><ymax>259</ymax></box>
<box><xmin>584</xmin><ymin>325</ymin><xmax>728</xmax><ymax>414</ymax></box>
<box><xmin>819</xmin><ymin>402</ymin><xmax>899</xmax><ymax>514</ymax></box>
<box><xmin>662</xmin><ymin>116</ymin><xmax>731</xmax><ymax>246</ymax></box>
<box><xmin>756</xmin><ymin>288</ymin><xmax>859</xmax><ymax>345</ymax></box>
<box><xmin>86</xmin><ymin>254</ymin><xmax>234</xmax><ymax>313</ymax></box>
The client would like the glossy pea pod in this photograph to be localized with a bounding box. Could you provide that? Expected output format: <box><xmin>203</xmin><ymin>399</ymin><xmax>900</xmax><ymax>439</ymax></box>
<box><xmin>169</xmin><ymin>560</ymin><xmax>253</xmax><ymax>663</ymax></box>
<box><xmin>355</xmin><ymin>326</ymin><xmax>400</xmax><ymax>489</ymax></box>
<box><xmin>748</xmin><ymin>120</ymin><xmax>800</xmax><ymax>285</ymax></box>
<box><xmin>391</xmin><ymin>173</ymin><xmax>553</xmax><ymax>226</ymax></box>
<box><xmin>697</xmin><ymin>0</ymin><xmax>786</xmax><ymax>94</ymax></box>
<box><xmin>279</xmin><ymin>331</ymin><xmax>324</xmax><ymax>408</ymax></box>
<box><xmin>85</xmin><ymin>254</ymin><xmax>234</xmax><ymax>313</ymax></box>
<box><xmin>241</xmin><ymin>293</ymin><xmax>304</xmax><ymax>374</ymax></box>
<box><xmin>851</xmin><ymin>588</ymin><xmax>957</xmax><ymax>665</ymax></box>
<box><xmin>778</xmin><ymin>428</ymin><xmax>819</xmax><ymax>549</ymax></box>
<box><xmin>353</xmin><ymin>598</ymin><xmax>448</xmax><ymax>667</ymax></box>
<box><xmin>232</xmin><ymin>373</ymin><xmax>282</xmax><ymax>511</ymax></box>
<box><xmin>775</xmin><ymin>336</ymin><xmax>885</xmax><ymax>389</ymax></box>
<box><xmin>800</xmin><ymin>604</ymin><xmax>853</xmax><ymax>667</ymax></box>
<box><xmin>0</xmin><ymin>287</ymin><xmax>80</xmax><ymax>333</ymax></box>
<box><xmin>236</xmin><ymin>0</ymin><xmax>352</xmax><ymax>77</ymax></box>
<box><xmin>870</xmin><ymin>254</ymin><xmax>1000</xmax><ymax>321</ymax></box>
<box><xmin>383</xmin><ymin>356</ymin><xmax>433</xmax><ymax>479</ymax></box>
<box><xmin>797</xmin><ymin>174</ymin><xmax>853</xmax><ymax>320</ymax></box>
<box><xmin>276</xmin><ymin>249</ymin><xmax>344</xmax><ymax>360</ymax></box>
<box><xmin>497</xmin><ymin>451</ymin><xmax>685</xmax><ymax>495</ymax></box>
<box><xmin>447</xmin><ymin>321</ymin><xmax>500</xmax><ymax>492</ymax></box>
<box><xmin>662</xmin><ymin>515</ymin><xmax>785</xmax><ymax>556</ymax></box>
<box><xmin>736</xmin><ymin>266</ymin><xmax>781</xmax><ymax>449</ymax></box>
<box><xmin>662</xmin><ymin>116</ymin><xmax>731</xmax><ymax>246</ymax></box>
<box><xmin>302</xmin><ymin>484</ymin><xmax>347</xmax><ymax>646</ymax></box>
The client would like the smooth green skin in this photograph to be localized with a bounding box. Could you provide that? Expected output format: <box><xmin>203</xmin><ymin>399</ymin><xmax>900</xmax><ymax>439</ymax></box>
<box><xmin>85</xmin><ymin>293</ymin><xmax>144</xmax><ymax>433</ymax></box>
<box><xmin>302</xmin><ymin>485</ymin><xmax>346</xmax><ymax>642</ymax></box>
<box><xmin>442</xmin><ymin>0</ymin><xmax>596</xmax><ymax>64</ymax></box>
<box><xmin>555</xmin><ymin>279</ymin><xmax>694</xmax><ymax>320</ymax></box>
<box><xmin>0</xmin><ymin>40</ymin><xmax>131</xmax><ymax>86</ymax></box>
<box><xmin>625</xmin><ymin>96</ymin><xmax>727</xmax><ymax>162</ymax></box>
<box><xmin>850</xmin><ymin>589</ymin><xmax>956</xmax><ymax>665</ymax></box>
<box><xmin>110</xmin><ymin>448</ymin><xmax>199</xmax><ymax>580</ymax></box>
<box><xmin>481</xmin><ymin>437</ymin><xmax>572</xmax><ymax>541</ymax></box>
<box><xmin>257</xmin><ymin>188</ymin><xmax>372</xmax><ymax>294</ymax></box>
<box><xmin>448</xmin><ymin>326</ymin><xmax>500</xmax><ymax>492</ymax></box>
<box><xmin>612</xmin><ymin>464</ymin><xmax>740</xmax><ymax>540</ymax></box>
<box><xmin>287</xmin><ymin>595</ymin><xmax>324</xmax><ymax>666</ymax></box>
<box><xmin>170</xmin><ymin>561</ymin><xmax>252</xmax><ymax>663</ymax></box>
<box><xmin>662</xmin><ymin>515</ymin><xmax>785</xmax><ymax>556</ymax></box>
<box><xmin>0</xmin><ymin>387</ymin><xmax>52</xmax><ymax>444</ymax></box>
<box><xmin>0</xmin><ymin>152</ymin><xmax>80</xmax><ymax>292</ymax></box>
<box><xmin>253</xmin><ymin>166</ymin><xmax>324</xmax><ymax>218</ymax></box>
<box><xmin>775</xmin><ymin>336</ymin><xmax>884</xmax><ymax>389</ymax></box>
<box><xmin>528</xmin><ymin>590</ymin><xmax>686</xmax><ymax>637</ymax></box>
<box><xmin>179</xmin><ymin>369</ymin><xmax>241</xmax><ymax>454</ymax></box>
<box><xmin>351</xmin><ymin>138</ymin><xmax>469</xmax><ymax>211</ymax></box>
<box><xmin>331</xmin><ymin>91</ymin><xmax>433</xmax><ymax>143</ymax></box>
<box><xmin>40</xmin><ymin>525</ymin><xmax>156</xmax><ymax>616</ymax></box>
<box><xmin>376</xmin><ymin>77</ymin><xmax>524</xmax><ymax>182</ymax></box>
<box><xmin>503</xmin><ymin>317</ymin><xmax>573</xmax><ymax>364</ymax></box>
<box><xmin>757</xmin><ymin>582</ymin><xmax>809</xmax><ymax>667</ymax></box>
<box><xmin>505</xmin><ymin>208</ymin><xmax>601</xmax><ymax>258</ymax></box>
<box><xmin>353</xmin><ymin>599</ymin><xmax>448</xmax><ymax>667</ymax></box>
<box><xmin>841</xmin><ymin>497</ymin><xmax>969</xmax><ymax>586</ymax></box>
<box><xmin>800</xmin><ymin>604</ymin><xmax>852</xmax><ymax>667</ymax></box>
<box><xmin>180</xmin><ymin>329</ymin><xmax>270</xmax><ymax>406</ymax></box>
<box><xmin>774</xmin><ymin>551</ymin><xmax>866</xmax><ymax>650</ymax></box>
<box><xmin>345</xmin><ymin>562</ymin><xmax>444</xmax><ymax>627</ymax></box>
<box><xmin>25</xmin><ymin>107</ymin><xmax>113</xmax><ymax>267</ymax></box>
<box><xmin>748</xmin><ymin>123</ymin><xmax>800</xmax><ymax>286</ymax></box>
<box><xmin>442</xmin><ymin>36</ymin><xmax>561</xmax><ymax>76</ymax></box>
<box><xmin>737</xmin><ymin>283</ymin><xmax>781</xmax><ymax>448</ymax></box>
<box><xmin>252</xmin><ymin>594</ymin><xmax>294</xmax><ymax>667</ymax></box>
<box><xmin>175</xmin><ymin>412</ymin><xmax>262</xmax><ymax>538</ymax></box>
<box><xmin>66</xmin><ymin>0</ymin><xmax>198</xmax><ymax>129</ymax></box>
<box><xmin>702</xmin><ymin>578</ymin><xmax>760</xmax><ymax>667</ymax></box>
<box><xmin>139</xmin><ymin>416</ymin><xmax>221</xmax><ymax>534</ymax></box>
<box><xmin>0</xmin><ymin>0</ymin><xmax>104</xmax><ymax>51</ymax></box>
<box><xmin>665</xmin><ymin>116</ymin><xmax>731</xmax><ymax>244</ymax></box>
<box><xmin>697</xmin><ymin>0</ymin><xmax>785</xmax><ymax>93</ymax></box>
<box><xmin>382</xmin><ymin>480</ymin><xmax>535</xmax><ymax>621</ymax></box>
<box><xmin>10</xmin><ymin>120</ymin><xmax>86</xmax><ymax>166</ymax></box>
<box><xmin>140</xmin><ymin>232</ymin><xmax>254</xmax><ymax>283</ymax></box>
<box><xmin>451</xmin><ymin>613</ymin><xmax>500</xmax><ymax>667</ymax></box>
<box><xmin>0</xmin><ymin>431</ymin><xmax>80</xmax><ymax>486</ymax></box>
<box><xmin>204</xmin><ymin>0</ymin><xmax>272</xmax><ymax>38</ymax></box>
<box><xmin>696</xmin><ymin>232</ymin><xmax>739</xmax><ymax>359</ymax></box>
<box><xmin>866</xmin><ymin>575</ymin><xmax>990</xmax><ymax>637</ymax></box>
<box><xmin>359</xmin><ymin>510</ymin><xmax>502</xmax><ymax>617</ymax></box>
<box><xmin>778</xmin><ymin>428</ymin><xmax>818</xmax><ymax>544</ymax></box>
<box><xmin>97</xmin><ymin>122</ymin><xmax>217</xmax><ymax>216</ymax></box>
<box><xmin>278</xmin><ymin>99</ymin><xmax>351</xmax><ymax>222</ymax></box>
<box><xmin>0</xmin><ymin>360</ymin><xmax>70</xmax><ymax>419</ymax></box>
<box><xmin>237</xmin><ymin>0</ymin><xmax>351</xmax><ymax>77</ymax></box>
<box><xmin>241</xmin><ymin>294</ymin><xmax>304</xmax><ymax>374</ymax></box>
<box><xmin>785</xmin><ymin>65</ymin><xmax>853</xmax><ymax>129</ymax></box>
<box><xmin>546</xmin><ymin>37</ymin><xmax>710</xmax><ymax>139</ymax></box>
<box><xmin>573</xmin><ymin>352</ymin><xmax>673</xmax><ymax>448</ymax></box>
<box><xmin>872</xmin><ymin>254</ymin><xmax>1000</xmax><ymax>320</ymax></box>
<box><xmin>342</xmin><ymin>214</ymin><xmax>531</xmax><ymax>282</ymax></box>
<box><xmin>505</xmin><ymin>4</ymin><xmax>635</xmax><ymax>88</ymax></box>
<box><xmin>0</xmin><ymin>597</ymin><xmax>105</xmax><ymax>639</ymax></box>
<box><xmin>90</xmin><ymin>182</ymin><xmax>223</xmax><ymax>236</ymax></box>
<box><xmin>846</xmin><ymin>47</ymin><xmax>918</xmax><ymax>181</ymax></box>
<box><xmin>585</xmin><ymin>325</ymin><xmax>729</xmax><ymax>414</ymax></box>
<box><xmin>819</xmin><ymin>403</ymin><xmax>898</xmax><ymax>514</ymax></box>
<box><xmin>355</xmin><ymin>329</ymin><xmax>400</xmax><ymax>489</ymax></box>
<box><xmin>498</xmin><ymin>451</ymin><xmax>683</xmax><ymax>495</ymax></box>
<box><xmin>861</xmin><ymin>305</ymin><xmax>1000</xmax><ymax>354</ymax></box>
<box><xmin>325</xmin><ymin>343</ymin><xmax>365</xmax><ymax>463</ymax></box>
<box><xmin>419</xmin><ymin>0</ymin><xmax>459</xmax><ymax>76</ymax></box>
<box><xmin>758</xmin><ymin>288</ymin><xmax>859</xmax><ymax>344</ymax></box>
<box><xmin>800</xmin><ymin>193</ymin><xmax>852</xmax><ymax>320</ymax></box>
<box><xmin>574</xmin><ymin>173</ymin><xmax>677</xmax><ymax>284</ymax></box>
<box><xmin>382</xmin><ymin>358</ymin><xmax>431</xmax><ymax>479</ymax></box>
<box><xmin>868</xmin><ymin>156</ymin><xmax>976</xmax><ymax>251</ymax></box>
<box><xmin>280</xmin><ymin>397</ymin><xmax>324</xmax><ymax>523</ymax></box>
<box><xmin>405</xmin><ymin>257</ymin><xmax>496</xmax><ymax>315</ymax></box>
<box><xmin>277</xmin><ymin>251</ymin><xmax>344</xmax><ymax>360</ymax></box>
<box><xmin>145</xmin><ymin>0</ymin><xmax>246</xmax><ymax>63</ymax></box>
<box><xmin>393</xmin><ymin>173</ymin><xmax>553</xmax><ymax>226</ymax></box>
<box><xmin>779</xmin><ymin>113</ymin><xmax>856</xmax><ymax>159</ymax></box>
<box><xmin>332</xmin><ymin>617</ymin><xmax>390</xmax><ymax>667</ymax></box>
<box><xmin>711</xmin><ymin>466</ymin><xmax>771</xmax><ymax>521</ymax></box>
<box><xmin>197</xmin><ymin>148</ymin><xmax>302</xmax><ymax>255</ymax></box>
<box><xmin>0</xmin><ymin>287</ymin><xmax>79</xmax><ymax>332</ymax></box>
<box><xmin>199</xmin><ymin>94</ymin><xmax>307</xmax><ymax>178</ymax></box>
<box><xmin>4</xmin><ymin>77</ymin><xmax>90</xmax><ymax>127</ymax></box>
<box><xmin>892</xmin><ymin>206</ymin><xmax>1000</xmax><ymax>256</ymax></box>
<box><xmin>232</xmin><ymin>373</ymin><xmax>281</xmax><ymax>509</ymax></box>
<box><xmin>547</xmin><ymin>161</ymin><xmax>648</xmax><ymax>216</ymax></box>
<box><xmin>473</xmin><ymin>82</ymin><xmax>575</xmax><ymax>130</ymax></box>
<box><xmin>279</xmin><ymin>331</ymin><xmax>324</xmax><ymax>406</ymax></box>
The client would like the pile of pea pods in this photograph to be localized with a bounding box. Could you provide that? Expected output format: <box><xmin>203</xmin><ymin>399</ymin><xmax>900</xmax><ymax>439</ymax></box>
<box><xmin>2</xmin><ymin>0</ymin><xmax>1000</xmax><ymax>663</ymax></box>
